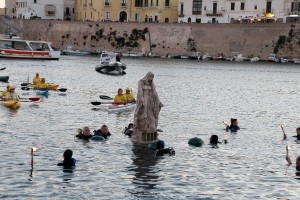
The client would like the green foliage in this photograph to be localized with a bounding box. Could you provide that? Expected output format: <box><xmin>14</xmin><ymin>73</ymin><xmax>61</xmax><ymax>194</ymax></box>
<box><xmin>273</xmin><ymin>35</ymin><xmax>286</xmax><ymax>54</ymax></box>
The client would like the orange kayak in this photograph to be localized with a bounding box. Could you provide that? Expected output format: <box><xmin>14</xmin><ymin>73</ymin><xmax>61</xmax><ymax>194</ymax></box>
<box><xmin>3</xmin><ymin>100</ymin><xmax>21</xmax><ymax>110</ymax></box>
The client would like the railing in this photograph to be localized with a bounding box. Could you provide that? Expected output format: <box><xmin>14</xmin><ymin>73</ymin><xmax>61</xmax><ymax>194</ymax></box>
<box><xmin>289</xmin><ymin>11</ymin><xmax>299</xmax><ymax>16</ymax></box>
<box><xmin>206</xmin><ymin>10</ymin><xmax>223</xmax><ymax>16</ymax></box>
<box><xmin>143</xmin><ymin>6</ymin><xmax>159</xmax><ymax>10</ymax></box>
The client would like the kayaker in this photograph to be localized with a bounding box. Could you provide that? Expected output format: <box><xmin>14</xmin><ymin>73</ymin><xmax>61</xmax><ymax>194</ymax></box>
<box><xmin>155</xmin><ymin>140</ymin><xmax>175</xmax><ymax>156</ymax></box>
<box><xmin>124</xmin><ymin>88</ymin><xmax>136</xmax><ymax>103</ymax></box>
<box><xmin>94</xmin><ymin>125</ymin><xmax>111</xmax><ymax>139</ymax></box>
<box><xmin>33</xmin><ymin>72</ymin><xmax>41</xmax><ymax>84</ymax></box>
<box><xmin>114</xmin><ymin>88</ymin><xmax>127</xmax><ymax>104</ymax></box>
<box><xmin>57</xmin><ymin>149</ymin><xmax>76</xmax><ymax>168</ymax></box>
<box><xmin>1</xmin><ymin>84</ymin><xmax>12</xmax><ymax>98</ymax></box>
<box><xmin>35</xmin><ymin>78</ymin><xmax>48</xmax><ymax>90</ymax></box>
<box><xmin>225</xmin><ymin>118</ymin><xmax>240</xmax><ymax>132</ymax></box>
<box><xmin>76</xmin><ymin>126</ymin><xmax>93</xmax><ymax>140</ymax></box>
<box><xmin>4</xmin><ymin>86</ymin><xmax>20</xmax><ymax>101</ymax></box>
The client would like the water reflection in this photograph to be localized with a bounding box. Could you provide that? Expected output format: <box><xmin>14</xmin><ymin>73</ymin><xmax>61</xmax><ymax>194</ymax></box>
<box><xmin>129</xmin><ymin>144</ymin><xmax>158</xmax><ymax>198</ymax></box>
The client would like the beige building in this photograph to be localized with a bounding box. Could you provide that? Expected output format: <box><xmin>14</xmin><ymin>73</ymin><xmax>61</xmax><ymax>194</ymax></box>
<box><xmin>75</xmin><ymin>0</ymin><xmax>178</xmax><ymax>23</ymax></box>
<box><xmin>0</xmin><ymin>8</ymin><xmax>5</xmax><ymax>16</ymax></box>
<box><xmin>5</xmin><ymin>0</ymin><xmax>16</xmax><ymax>18</ymax></box>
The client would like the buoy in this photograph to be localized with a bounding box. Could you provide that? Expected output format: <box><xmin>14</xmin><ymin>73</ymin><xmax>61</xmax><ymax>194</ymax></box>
<box><xmin>91</xmin><ymin>135</ymin><xmax>105</xmax><ymax>141</ymax></box>
<box><xmin>148</xmin><ymin>142</ymin><xmax>157</xmax><ymax>150</ymax></box>
<box><xmin>188</xmin><ymin>137</ymin><xmax>203</xmax><ymax>147</ymax></box>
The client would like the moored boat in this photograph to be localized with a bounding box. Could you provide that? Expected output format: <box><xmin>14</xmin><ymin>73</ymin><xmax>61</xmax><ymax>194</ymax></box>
<box><xmin>2</xmin><ymin>100</ymin><xmax>21</xmax><ymax>110</ymax></box>
<box><xmin>0</xmin><ymin>76</ymin><xmax>9</xmax><ymax>82</ymax></box>
<box><xmin>61</xmin><ymin>49</ymin><xmax>91</xmax><ymax>56</ymax></box>
<box><xmin>0</xmin><ymin>39</ymin><xmax>60</xmax><ymax>60</ymax></box>
<box><xmin>108</xmin><ymin>103</ymin><xmax>136</xmax><ymax>114</ymax></box>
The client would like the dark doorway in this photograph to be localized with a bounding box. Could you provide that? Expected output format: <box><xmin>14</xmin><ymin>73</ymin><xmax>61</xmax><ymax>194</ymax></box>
<box><xmin>119</xmin><ymin>11</ymin><xmax>127</xmax><ymax>22</ymax></box>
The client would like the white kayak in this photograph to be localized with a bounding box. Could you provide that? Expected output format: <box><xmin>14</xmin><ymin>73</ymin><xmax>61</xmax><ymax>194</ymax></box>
<box><xmin>108</xmin><ymin>103</ymin><xmax>136</xmax><ymax>114</ymax></box>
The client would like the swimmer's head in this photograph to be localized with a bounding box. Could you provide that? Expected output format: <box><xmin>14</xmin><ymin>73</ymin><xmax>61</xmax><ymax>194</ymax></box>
<box><xmin>231</xmin><ymin>118</ymin><xmax>238</xmax><ymax>126</ymax></box>
<box><xmin>63</xmin><ymin>149</ymin><xmax>73</xmax><ymax>159</ymax></box>
<box><xmin>157</xmin><ymin>140</ymin><xmax>165</xmax><ymax>150</ymax></box>
<box><xmin>210</xmin><ymin>135</ymin><xmax>219</xmax><ymax>145</ymax></box>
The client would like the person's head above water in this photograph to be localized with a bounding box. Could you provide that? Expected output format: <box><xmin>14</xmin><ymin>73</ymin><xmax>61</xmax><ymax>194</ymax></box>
<box><xmin>231</xmin><ymin>118</ymin><xmax>238</xmax><ymax>126</ymax></box>
<box><xmin>63</xmin><ymin>149</ymin><xmax>73</xmax><ymax>159</ymax></box>
<box><xmin>128</xmin><ymin>123</ymin><xmax>133</xmax><ymax>129</ymax></box>
<box><xmin>101</xmin><ymin>125</ymin><xmax>109</xmax><ymax>135</ymax></box>
<box><xmin>296</xmin><ymin>127</ymin><xmax>300</xmax><ymax>135</ymax></box>
<box><xmin>157</xmin><ymin>140</ymin><xmax>165</xmax><ymax>150</ymax></box>
<box><xmin>210</xmin><ymin>135</ymin><xmax>220</xmax><ymax>145</ymax></box>
<box><xmin>82</xmin><ymin>126</ymin><xmax>91</xmax><ymax>136</ymax></box>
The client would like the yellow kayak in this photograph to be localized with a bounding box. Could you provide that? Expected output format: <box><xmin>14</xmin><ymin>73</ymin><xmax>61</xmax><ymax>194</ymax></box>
<box><xmin>3</xmin><ymin>100</ymin><xmax>21</xmax><ymax>110</ymax></box>
<box><xmin>29</xmin><ymin>84</ymin><xmax>59</xmax><ymax>90</ymax></box>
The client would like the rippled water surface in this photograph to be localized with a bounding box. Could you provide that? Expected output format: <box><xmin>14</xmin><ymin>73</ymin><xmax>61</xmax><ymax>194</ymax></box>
<box><xmin>1</xmin><ymin>56</ymin><xmax>300</xmax><ymax>199</ymax></box>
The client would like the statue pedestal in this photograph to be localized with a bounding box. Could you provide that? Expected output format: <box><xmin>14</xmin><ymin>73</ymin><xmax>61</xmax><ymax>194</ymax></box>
<box><xmin>131</xmin><ymin>131</ymin><xmax>159</xmax><ymax>144</ymax></box>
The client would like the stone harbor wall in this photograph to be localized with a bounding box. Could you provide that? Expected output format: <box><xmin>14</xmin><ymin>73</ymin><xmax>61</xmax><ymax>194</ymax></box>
<box><xmin>0</xmin><ymin>17</ymin><xmax>299</xmax><ymax>59</ymax></box>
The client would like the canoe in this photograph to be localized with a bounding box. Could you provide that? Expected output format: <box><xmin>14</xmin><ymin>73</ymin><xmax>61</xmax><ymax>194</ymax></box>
<box><xmin>3</xmin><ymin>100</ymin><xmax>21</xmax><ymax>109</ymax></box>
<box><xmin>36</xmin><ymin>90</ymin><xmax>49</xmax><ymax>97</ymax></box>
<box><xmin>0</xmin><ymin>76</ymin><xmax>9</xmax><ymax>82</ymax></box>
<box><xmin>29</xmin><ymin>84</ymin><xmax>59</xmax><ymax>90</ymax></box>
<box><xmin>108</xmin><ymin>103</ymin><xmax>136</xmax><ymax>114</ymax></box>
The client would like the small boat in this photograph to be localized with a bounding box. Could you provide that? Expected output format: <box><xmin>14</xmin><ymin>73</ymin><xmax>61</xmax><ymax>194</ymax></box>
<box><xmin>0</xmin><ymin>38</ymin><xmax>60</xmax><ymax>60</ymax></box>
<box><xmin>36</xmin><ymin>90</ymin><xmax>49</xmax><ymax>97</ymax></box>
<box><xmin>250</xmin><ymin>57</ymin><xmax>260</xmax><ymax>62</ymax></box>
<box><xmin>293</xmin><ymin>58</ymin><xmax>300</xmax><ymax>64</ymax></box>
<box><xmin>61</xmin><ymin>49</ymin><xmax>91</xmax><ymax>56</ymax></box>
<box><xmin>0</xmin><ymin>76</ymin><xmax>9</xmax><ymax>82</ymax></box>
<box><xmin>21</xmin><ymin>82</ymin><xmax>59</xmax><ymax>90</ymax></box>
<box><xmin>2</xmin><ymin>100</ymin><xmax>21</xmax><ymax>110</ymax></box>
<box><xmin>268</xmin><ymin>54</ymin><xmax>280</xmax><ymax>63</ymax></box>
<box><xmin>108</xmin><ymin>103</ymin><xmax>136</xmax><ymax>114</ymax></box>
<box><xmin>95</xmin><ymin>51</ymin><xmax>126</xmax><ymax>76</ymax></box>
<box><xmin>233</xmin><ymin>54</ymin><xmax>246</xmax><ymax>62</ymax></box>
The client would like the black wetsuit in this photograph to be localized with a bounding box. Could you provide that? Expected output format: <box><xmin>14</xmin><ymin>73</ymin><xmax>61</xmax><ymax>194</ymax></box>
<box><xmin>293</xmin><ymin>135</ymin><xmax>300</xmax><ymax>140</ymax></box>
<box><xmin>156</xmin><ymin>148</ymin><xmax>175</xmax><ymax>156</ymax></box>
<box><xmin>226</xmin><ymin>125</ymin><xmax>240</xmax><ymax>132</ymax></box>
<box><xmin>76</xmin><ymin>134</ymin><xmax>93</xmax><ymax>140</ymax></box>
<box><xmin>57</xmin><ymin>158</ymin><xmax>76</xmax><ymax>168</ymax></box>
<box><xmin>123</xmin><ymin>128</ymin><xmax>133</xmax><ymax>137</ymax></box>
<box><xmin>94</xmin><ymin>130</ymin><xmax>111</xmax><ymax>139</ymax></box>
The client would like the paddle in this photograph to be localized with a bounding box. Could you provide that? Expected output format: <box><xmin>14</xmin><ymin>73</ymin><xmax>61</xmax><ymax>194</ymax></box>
<box><xmin>0</xmin><ymin>97</ymin><xmax>40</xmax><ymax>102</ymax></box>
<box><xmin>281</xmin><ymin>125</ymin><xmax>287</xmax><ymax>140</ymax></box>
<box><xmin>99</xmin><ymin>95</ymin><xmax>113</xmax><ymax>100</ymax></box>
<box><xmin>57</xmin><ymin>88</ymin><xmax>67</xmax><ymax>92</ymax></box>
<box><xmin>21</xmin><ymin>87</ymin><xmax>67</xmax><ymax>92</ymax></box>
<box><xmin>91</xmin><ymin>101</ymin><xmax>113</xmax><ymax>105</ymax></box>
<box><xmin>0</xmin><ymin>67</ymin><xmax>6</xmax><ymax>71</ymax></box>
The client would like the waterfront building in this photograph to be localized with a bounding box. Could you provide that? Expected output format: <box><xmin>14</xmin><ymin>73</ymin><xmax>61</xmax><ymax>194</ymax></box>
<box><xmin>15</xmin><ymin>0</ymin><xmax>75</xmax><ymax>20</ymax></box>
<box><xmin>0</xmin><ymin>8</ymin><xmax>4</xmax><ymax>17</ymax></box>
<box><xmin>75</xmin><ymin>0</ymin><xmax>178</xmax><ymax>23</ymax></box>
<box><xmin>4</xmin><ymin>0</ymin><xmax>16</xmax><ymax>18</ymax></box>
<box><xmin>178</xmin><ymin>0</ymin><xmax>300</xmax><ymax>23</ymax></box>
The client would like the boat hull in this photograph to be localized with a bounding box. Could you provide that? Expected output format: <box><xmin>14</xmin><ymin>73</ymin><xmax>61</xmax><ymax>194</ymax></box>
<box><xmin>95</xmin><ymin>63</ymin><xmax>126</xmax><ymax>76</ymax></box>
<box><xmin>36</xmin><ymin>90</ymin><xmax>49</xmax><ymax>97</ymax></box>
<box><xmin>3</xmin><ymin>100</ymin><xmax>21</xmax><ymax>110</ymax></box>
<box><xmin>108</xmin><ymin>103</ymin><xmax>136</xmax><ymax>113</ymax></box>
<box><xmin>0</xmin><ymin>76</ymin><xmax>9</xmax><ymax>82</ymax></box>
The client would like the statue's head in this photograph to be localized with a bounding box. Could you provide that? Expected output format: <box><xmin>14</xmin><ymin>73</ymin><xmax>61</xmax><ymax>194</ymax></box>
<box><xmin>145</xmin><ymin>72</ymin><xmax>154</xmax><ymax>83</ymax></box>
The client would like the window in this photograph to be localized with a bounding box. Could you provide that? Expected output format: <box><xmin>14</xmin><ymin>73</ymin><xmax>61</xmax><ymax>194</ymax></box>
<box><xmin>34</xmin><ymin>0</ymin><xmax>37</xmax><ymax>3</ymax></box>
<box><xmin>121</xmin><ymin>0</ymin><xmax>126</xmax><ymax>6</ymax></box>
<box><xmin>240</xmin><ymin>2</ymin><xmax>245</xmax><ymax>10</ymax></box>
<box><xmin>145</xmin><ymin>0</ymin><xmax>148</xmax><ymax>7</ymax></box>
<box><xmin>105</xmin><ymin>0</ymin><xmax>110</xmax><ymax>6</ymax></box>
<box><xmin>156</xmin><ymin>0</ymin><xmax>159</xmax><ymax>6</ymax></box>
<box><xmin>105</xmin><ymin>12</ymin><xmax>110</xmax><ymax>19</ymax></box>
<box><xmin>196</xmin><ymin>18</ymin><xmax>201</xmax><ymax>23</ymax></box>
<box><xmin>66</xmin><ymin>7</ymin><xmax>70</xmax><ymax>15</ymax></box>
<box><xmin>149</xmin><ymin>16</ymin><xmax>153</xmax><ymax>22</ymax></box>
<box><xmin>231</xmin><ymin>3</ymin><xmax>235</xmax><ymax>10</ymax></box>
<box><xmin>165</xmin><ymin>0</ymin><xmax>170</xmax><ymax>7</ymax></box>
<box><xmin>192</xmin><ymin>0</ymin><xmax>202</xmax><ymax>15</ymax></box>
<box><xmin>91</xmin><ymin>12</ymin><xmax>93</xmax><ymax>18</ymax></box>
<box><xmin>266</xmin><ymin>1</ymin><xmax>272</xmax><ymax>13</ymax></box>
<box><xmin>155</xmin><ymin>15</ymin><xmax>158</xmax><ymax>21</ymax></box>
<box><xmin>180</xmin><ymin>3</ymin><xmax>184</xmax><ymax>15</ymax></box>
<box><xmin>135</xmin><ymin>13</ymin><xmax>139</xmax><ymax>21</ymax></box>
<box><xmin>135</xmin><ymin>0</ymin><xmax>142</xmax><ymax>7</ymax></box>
<box><xmin>151</xmin><ymin>0</ymin><xmax>153</xmax><ymax>7</ymax></box>
<box><xmin>254</xmin><ymin>5</ymin><xmax>257</xmax><ymax>10</ymax></box>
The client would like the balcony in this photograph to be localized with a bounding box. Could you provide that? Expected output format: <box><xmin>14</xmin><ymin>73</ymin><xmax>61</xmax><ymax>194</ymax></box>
<box><xmin>289</xmin><ymin>11</ymin><xmax>299</xmax><ymax>17</ymax></box>
<box><xmin>120</xmin><ymin>3</ymin><xmax>126</xmax><ymax>8</ymax></box>
<box><xmin>192</xmin><ymin>11</ymin><xmax>202</xmax><ymax>15</ymax></box>
<box><xmin>178</xmin><ymin>12</ymin><xmax>184</xmax><ymax>17</ymax></box>
<box><xmin>206</xmin><ymin>10</ymin><xmax>223</xmax><ymax>17</ymax></box>
<box><xmin>105</xmin><ymin>2</ymin><xmax>110</xmax><ymax>7</ymax></box>
<box><xmin>143</xmin><ymin>6</ymin><xmax>159</xmax><ymax>10</ymax></box>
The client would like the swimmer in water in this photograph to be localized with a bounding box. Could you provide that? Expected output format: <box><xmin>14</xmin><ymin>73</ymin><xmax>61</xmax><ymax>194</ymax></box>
<box><xmin>155</xmin><ymin>140</ymin><xmax>175</xmax><ymax>156</ymax></box>
<box><xmin>94</xmin><ymin>125</ymin><xmax>111</xmax><ymax>139</ymax></box>
<box><xmin>57</xmin><ymin>149</ymin><xmax>76</xmax><ymax>168</ymax></box>
<box><xmin>225</xmin><ymin>118</ymin><xmax>240</xmax><ymax>132</ymax></box>
<box><xmin>76</xmin><ymin>126</ymin><xmax>93</xmax><ymax>140</ymax></box>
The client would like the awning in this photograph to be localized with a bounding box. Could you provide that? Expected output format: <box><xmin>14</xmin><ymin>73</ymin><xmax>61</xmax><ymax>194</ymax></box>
<box><xmin>45</xmin><ymin>5</ymin><xmax>56</xmax><ymax>12</ymax></box>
